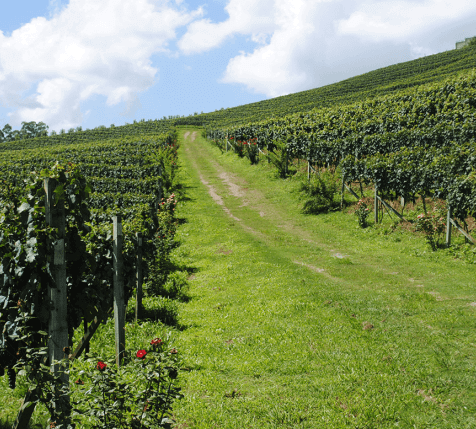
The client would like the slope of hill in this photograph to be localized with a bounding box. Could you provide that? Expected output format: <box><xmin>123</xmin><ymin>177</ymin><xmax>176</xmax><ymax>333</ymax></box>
<box><xmin>175</xmin><ymin>43</ymin><xmax>476</xmax><ymax>129</ymax></box>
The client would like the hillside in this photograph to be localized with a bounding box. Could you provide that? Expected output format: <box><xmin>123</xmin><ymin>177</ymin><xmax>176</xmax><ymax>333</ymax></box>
<box><xmin>175</xmin><ymin>43</ymin><xmax>476</xmax><ymax>129</ymax></box>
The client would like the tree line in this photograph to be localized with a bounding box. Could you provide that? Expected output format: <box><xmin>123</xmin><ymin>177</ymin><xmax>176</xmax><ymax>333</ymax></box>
<box><xmin>0</xmin><ymin>121</ymin><xmax>49</xmax><ymax>143</ymax></box>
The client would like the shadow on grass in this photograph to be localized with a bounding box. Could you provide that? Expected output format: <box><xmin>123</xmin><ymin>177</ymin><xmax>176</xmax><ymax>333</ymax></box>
<box><xmin>126</xmin><ymin>298</ymin><xmax>179</xmax><ymax>327</ymax></box>
<box><xmin>172</xmin><ymin>182</ymin><xmax>195</xmax><ymax>203</ymax></box>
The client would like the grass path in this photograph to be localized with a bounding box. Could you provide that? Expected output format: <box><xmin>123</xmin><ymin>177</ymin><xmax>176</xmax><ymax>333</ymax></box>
<box><xmin>172</xmin><ymin>127</ymin><xmax>476</xmax><ymax>428</ymax></box>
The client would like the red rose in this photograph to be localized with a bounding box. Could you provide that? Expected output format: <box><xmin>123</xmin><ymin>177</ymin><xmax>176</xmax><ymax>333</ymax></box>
<box><xmin>136</xmin><ymin>349</ymin><xmax>147</xmax><ymax>359</ymax></box>
<box><xmin>96</xmin><ymin>361</ymin><xmax>107</xmax><ymax>371</ymax></box>
<box><xmin>151</xmin><ymin>338</ymin><xmax>162</xmax><ymax>346</ymax></box>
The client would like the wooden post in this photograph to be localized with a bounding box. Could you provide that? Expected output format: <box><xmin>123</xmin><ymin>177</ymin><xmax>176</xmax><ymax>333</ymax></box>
<box><xmin>374</xmin><ymin>184</ymin><xmax>379</xmax><ymax>224</ymax></box>
<box><xmin>45</xmin><ymin>178</ymin><xmax>70</xmax><ymax>426</ymax></box>
<box><xmin>340</xmin><ymin>175</ymin><xmax>345</xmax><ymax>209</ymax></box>
<box><xmin>113</xmin><ymin>216</ymin><xmax>125</xmax><ymax>367</ymax></box>
<box><xmin>226</xmin><ymin>134</ymin><xmax>228</xmax><ymax>152</ymax></box>
<box><xmin>446</xmin><ymin>206</ymin><xmax>452</xmax><ymax>248</ymax></box>
<box><xmin>284</xmin><ymin>150</ymin><xmax>288</xmax><ymax>177</ymax></box>
<box><xmin>135</xmin><ymin>232</ymin><xmax>143</xmax><ymax>323</ymax></box>
<box><xmin>307</xmin><ymin>160</ymin><xmax>310</xmax><ymax>182</ymax></box>
<box><xmin>14</xmin><ymin>180</ymin><xmax>70</xmax><ymax>429</ymax></box>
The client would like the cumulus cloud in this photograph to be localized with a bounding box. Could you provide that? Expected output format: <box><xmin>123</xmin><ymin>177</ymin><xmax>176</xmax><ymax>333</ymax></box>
<box><xmin>0</xmin><ymin>0</ymin><xmax>202</xmax><ymax>130</ymax></box>
<box><xmin>336</xmin><ymin>0</ymin><xmax>476</xmax><ymax>41</ymax></box>
<box><xmin>179</xmin><ymin>0</ymin><xmax>476</xmax><ymax>97</ymax></box>
<box><xmin>178</xmin><ymin>0</ymin><xmax>275</xmax><ymax>54</ymax></box>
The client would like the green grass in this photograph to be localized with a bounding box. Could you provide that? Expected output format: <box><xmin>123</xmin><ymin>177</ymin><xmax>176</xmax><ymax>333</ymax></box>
<box><xmin>171</xmin><ymin>126</ymin><xmax>476</xmax><ymax>428</ymax></box>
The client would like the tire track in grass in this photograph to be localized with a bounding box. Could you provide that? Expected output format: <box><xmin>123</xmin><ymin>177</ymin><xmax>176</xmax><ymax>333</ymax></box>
<box><xmin>180</xmin><ymin>128</ymin><xmax>476</xmax><ymax>301</ymax></box>
<box><xmin>181</xmin><ymin>130</ymin><xmax>399</xmax><ymax>287</ymax></box>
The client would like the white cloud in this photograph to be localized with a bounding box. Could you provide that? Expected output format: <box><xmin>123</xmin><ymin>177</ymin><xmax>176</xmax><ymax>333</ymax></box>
<box><xmin>336</xmin><ymin>0</ymin><xmax>476</xmax><ymax>42</ymax></box>
<box><xmin>180</xmin><ymin>0</ymin><xmax>476</xmax><ymax>98</ymax></box>
<box><xmin>0</xmin><ymin>0</ymin><xmax>202</xmax><ymax>130</ymax></box>
<box><xmin>178</xmin><ymin>0</ymin><xmax>275</xmax><ymax>54</ymax></box>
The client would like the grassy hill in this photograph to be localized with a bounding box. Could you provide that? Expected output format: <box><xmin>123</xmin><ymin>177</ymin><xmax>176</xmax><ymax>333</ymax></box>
<box><xmin>175</xmin><ymin>43</ymin><xmax>476</xmax><ymax>129</ymax></box>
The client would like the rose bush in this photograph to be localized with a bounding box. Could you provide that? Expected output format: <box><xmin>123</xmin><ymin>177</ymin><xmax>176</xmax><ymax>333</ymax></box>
<box><xmin>71</xmin><ymin>338</ymin><xmax>182</xmax><ymax>428</ymax></box>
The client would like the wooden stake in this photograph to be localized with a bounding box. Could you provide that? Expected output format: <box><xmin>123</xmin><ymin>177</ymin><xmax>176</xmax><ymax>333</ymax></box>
<box><xmin>113</xmin><ymin>215</ymin><xmax>125</xmax><ymax>367</ymax></box>
<box><xmin>376</xmin><ymin>195</ymin><xmax>407</xmax><ymax>222</ymax></box>
<box><xmin>45</xmin><ymin>178</ymin><xmax>70</xmax><ymax>426</ymax></box>
<box><xmin>374</xmin><ymin>184</ymin><xmax>379</xmax><ymax>224</ymax></box>
<box><xmin>70</xmin><ymin>312</ymin><xmax>109</xmax><ymax>361</ymax></box>
<box><xmin>446</xmin><ymin>206</ymin><xmax>452</xmax><ymax>247</ymax></box>
<box><xmin>340</xmin><ymin>175</ymin><xmax>345</xmax><ymax>209</ymax></box>
<box><xmin>45</xmin><ymin>178</ymin><xmax>68</xmax><ymax>371</ymax></box>
<box><xmin>135</xmin><ymin>232</ymin><xmax>143</xmax><ymax>322</ymax></box>
<box><xmin>449</xmin><ymin>216</ymin><xmax>476</xmax><ymax>245</ymax></box>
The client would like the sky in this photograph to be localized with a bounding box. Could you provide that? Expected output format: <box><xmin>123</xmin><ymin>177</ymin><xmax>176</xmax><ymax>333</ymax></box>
<box><xmin>0</xmin><ymin>0</ymin><xmax>475</xmax><ymax>132</ymax></box>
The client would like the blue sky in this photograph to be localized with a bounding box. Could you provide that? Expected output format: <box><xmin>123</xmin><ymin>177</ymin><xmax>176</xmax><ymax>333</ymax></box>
<box><xmin>1</xmin><ymin>0</ymin><xmax>475</xmax><ymax>132</ymax></box>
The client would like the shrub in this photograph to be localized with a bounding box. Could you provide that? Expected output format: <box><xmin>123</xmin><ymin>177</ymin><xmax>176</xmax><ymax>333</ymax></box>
<box><xmin>415</xmin><ymin>209</ymin><xmax>446</xmax><ymax>251</ymax></box>
<box><xmin>355</xmin><ymin>199</ymin><xmax>370</xmax><ymax>228</ymax></box>
<box><xmin>299</xmin><ymin>170</ymin><xmax>340</xmax><ymax>214</ymax></box>
<box><xmin>268</xmin><ymin>140</ymin><xmax>290</xmax><ymax>178</ymax></box>
<box><xmin>71</xmin><ymin>339</ymin><xmax>182</xmax><ymax>428</ymax></box>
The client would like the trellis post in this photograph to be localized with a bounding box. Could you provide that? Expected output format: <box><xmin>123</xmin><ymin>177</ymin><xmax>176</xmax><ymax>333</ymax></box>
<box><xmin>113</xmin><ymin>215</ymin><xmax>125</xmax><ymax>367</ymax></box>
<box><xmin>45</xmin><ymin>178</ymin><xmax>70</xmax><ymax>426</ymax></box>
<box><xmin>446</xmin><ymin>206</ymin><xmax>452</xmax><ymax>247</ymax></box>
<box><xmin>340</xmin><ymin>175</ymin><xmax>346</xmax><ymax>209</ymax></box>
<box><xmin>13</xmin><ymin>180</ymin><xmax>71</xmax><ymax>429</ymax></box>
<box><xmin>135</xmin><ymin>232</ymin><xmax>143</xmax><ymax>322</ymax></box>
<box><xmin>374</xmin><ymin>184</ymin><xmax>379</xmax><ymax>224</ymax></box>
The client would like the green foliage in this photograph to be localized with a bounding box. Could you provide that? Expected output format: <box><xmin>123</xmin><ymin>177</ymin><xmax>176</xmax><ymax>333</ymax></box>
<box><xmin>206</xmin><ymin>71</ymin><xmax>476</xmax><ymax>225</ymax></box>
<box><xmin>354</xmin><ymin>199</ymin><xmax>371</xmax><ymax>227</ymax></box>
<box><xmin>0</xmin><ymin>163</ymin><xmax>91</xmax><ymax>386</ymax></box>
<box><xmin>0</xmin><ymin>121</ymin><xmax>49</xmax><ymax>143</ymax></box>
<box><xmin>243</xmin><ymin>137</ymin><xmax>259</xmax><ymax>165</ymax></box>
<box><xmin>162</xmin><ymin>272</ymin><xmax>189</xmax><ymax>301</ymax></box>
<box><xmin>0</xmin><ymin>120</ymin><xmax>183</xmax><ymax>425</ymax></box>
<box><xmin>157</xmin><ymin>138</ymin><xmax>179</xmax><ymax>195</ymax></box>
<box><xmin>268</xmin><ymin>140</ymin><xmax>290</xmax><ymax>178</ymax></box>
<box><xmin>299</xmin><ymin>170</ymin><xmax>340</xmax><ymax>214</ymax></box>
<box><xmin>180</xmin><ymin>42</ymin><xmax>476</xmax><ymax>129</ymax></box>
<box><xmin>415</xmin><ymin>206</ymin><xmax>447</xmax><ymax>250</ymax></box>
<box><xmin>71</xmin><ymin>339</ymin><xmax>182</xmax><ymax>428</ymax></box>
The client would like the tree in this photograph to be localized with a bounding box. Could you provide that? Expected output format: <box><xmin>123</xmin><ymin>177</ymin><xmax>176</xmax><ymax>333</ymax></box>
<box><xmin>0</xmin><ymin>122</ymin><xmax>49</xmax><ymax>143</ymax></box>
